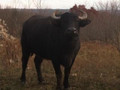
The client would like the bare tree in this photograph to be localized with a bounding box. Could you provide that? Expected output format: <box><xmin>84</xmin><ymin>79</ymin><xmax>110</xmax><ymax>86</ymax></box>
<box><xmin>94</xmin><ymin>1</ymin><xmax>120</xmax><ymax>51</ymax></box>
<box><xmin>13</xmin><ymin>0</ymin><xmax>20</xmax><ymax>8</ymax></box>
<box><xmin>32</xmin><ymin>0</ymin><xmax>43</xmax><ymax>9</ymax></box>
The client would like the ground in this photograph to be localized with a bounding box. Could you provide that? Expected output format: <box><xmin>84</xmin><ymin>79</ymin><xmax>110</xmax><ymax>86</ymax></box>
<box><xmin>0</xmin><ymin>41</ymin><xmax>120</xmax><ymax>90</ymax></box>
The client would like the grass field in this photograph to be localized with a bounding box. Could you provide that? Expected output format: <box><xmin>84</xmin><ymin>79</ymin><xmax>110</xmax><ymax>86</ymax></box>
<box><xmin>1</xmin><ymin>41</ymin><xmax>120</xmax><ymax>90</ymax></box>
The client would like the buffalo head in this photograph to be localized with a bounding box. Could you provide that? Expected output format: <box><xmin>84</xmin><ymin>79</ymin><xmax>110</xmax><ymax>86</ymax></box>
<box><xmin>52</xmin><ymin>10</ymin><xmax>91</xmax><ymax>38</ymax></box>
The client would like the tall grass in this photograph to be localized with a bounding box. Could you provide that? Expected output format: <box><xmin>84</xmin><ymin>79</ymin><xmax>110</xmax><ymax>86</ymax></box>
<box><xmin>0</xmin><ymin>19</ymin><xmax>21</xmax><ymax>67</ymax></box>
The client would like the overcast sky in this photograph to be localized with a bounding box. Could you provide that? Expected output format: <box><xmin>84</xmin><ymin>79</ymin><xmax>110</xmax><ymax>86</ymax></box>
<box><xmin>0</xmin><ymin>0</ymin><xmax>119</xmax><ymax>9</ymax></box>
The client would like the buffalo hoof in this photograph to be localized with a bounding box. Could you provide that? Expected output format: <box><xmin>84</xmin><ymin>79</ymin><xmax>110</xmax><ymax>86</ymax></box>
<box><xmin>21</xmin><ymin>81</ymin><xmax>26</xmax><ymax>86</ymax></box>
<box><xmin>56</xmin><ymin>86</ymin><xmax>63</xmax><ymax>90</ymax></box>
<box><xmin>38</xmin><ymin>77</ymin><xmax>44</xmax><ymax>82</ymax></box>
<box><xmin>64</xmin><ymin>84</ymin><xmax>70</xmax><ymax>90</ymax></box>
<box><xmin>21</xmin><ymin>80</ymin><xmax>26</xmax><ymax>85</ymax></box>
<box><xmin>20</xmin><ymin>79</ymin><xmax>26</xmax><ymax>85</ymax></box>
<box><xmin>64</xmin><ymin>88</ymin><xmax>70</xmax><ymax>90</ymax></box>
<box><xmin>38</xmin><ymin>79</ymin><xmax>47</xmax><ymax>85</ymax></box>
<box><xmin>20</xmin><ymin>78</ymin><xmax>26</xmax><ymax>84</ymax></box>
<box><xmin>38</xmin><ymin>77</ymin><xmax>45</xmax><ymax>84</ymax></box>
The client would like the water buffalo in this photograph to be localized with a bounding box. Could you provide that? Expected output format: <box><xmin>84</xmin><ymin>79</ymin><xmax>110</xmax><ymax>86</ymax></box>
<box><xmin>20</xmin><ymin>10</ymin><xmax>91</xmax><ymax>89</ymax></box>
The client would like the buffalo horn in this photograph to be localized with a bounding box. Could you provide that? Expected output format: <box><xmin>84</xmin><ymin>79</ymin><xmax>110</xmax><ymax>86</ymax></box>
<box><xmin>52</xmin><ymin>11</ymin><xmax>61</xmax><ymax>19</ymax></box>
<box><xmin>78</xmin><ymin>10</ymin><xmax>87</xmax><ymax>20</ymax></box>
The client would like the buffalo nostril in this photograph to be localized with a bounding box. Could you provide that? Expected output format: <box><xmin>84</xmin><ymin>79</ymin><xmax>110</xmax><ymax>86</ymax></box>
<box><xmin>67</xmin><ymin>27</ymin><xmax>77</xmax><ymax>32</ymax></box>
<box><xmin>66</xmin><ymin>27</ymin><xmax>78</xmax><ymax>36</ymax></box>
<box><xmin>73</xmin><ymin>30</ymin><xmax>77</xmax><ymax>34</ymax></box>
<box><xmin>69</xmin><ymin>27</ymin><xmax>76</xmax><ymax>31</ymax></box>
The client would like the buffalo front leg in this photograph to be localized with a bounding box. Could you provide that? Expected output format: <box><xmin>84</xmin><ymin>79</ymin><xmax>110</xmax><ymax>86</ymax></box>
<box><xmin>63</xmin><ymin>67</ymin><xmax>72</xmax><ymax>89</ymax></box>
<box><xmin>64</xmin><ymin>57</ymin><xmax>76</xmax><ymax>89</ymax></box>
<box><xmin>34</xmin><ymin>55</ymin><xmax>44</xmax><ymax>83</ymax></box>
<box><xmin>20</xmin><ymin>51</ymin><xmax>30</xmax><ymax>83</ymax></box>
<box><xmin>52</xmin><ymin>61</ymin><xmax>62</xmax><ymax>90</ymax></box>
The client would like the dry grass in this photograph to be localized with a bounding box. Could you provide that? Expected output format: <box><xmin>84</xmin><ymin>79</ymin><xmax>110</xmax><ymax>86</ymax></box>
<box><xmin>0</xmin><ymin>2</ymin><xmax>120</xmax><ymax>90</ymax></box>
<box><xmin>1</xmin><ymin>41</ymin><xmax>120</xmax><ymax>90</ymax></box>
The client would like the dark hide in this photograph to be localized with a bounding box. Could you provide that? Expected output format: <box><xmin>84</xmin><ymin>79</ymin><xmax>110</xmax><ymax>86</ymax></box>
<box><xmin>20</xmin><ymin>12</ymin><xmax>91</xmax><ymax>89</ymax></box>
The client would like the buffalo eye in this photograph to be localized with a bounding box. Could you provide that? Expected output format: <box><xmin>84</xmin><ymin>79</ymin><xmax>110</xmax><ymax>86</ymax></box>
<box><xmin>79</xmin><ymin>19</ymin><xmax>91</xmax><ymax>27</ymax></box>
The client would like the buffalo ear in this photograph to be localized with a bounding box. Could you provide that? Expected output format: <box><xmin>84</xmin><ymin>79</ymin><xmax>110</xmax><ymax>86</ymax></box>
<box><xmin>79</xmin><ymin>19</ymin><xmax>91</xmax><ymax>27</ymax></box>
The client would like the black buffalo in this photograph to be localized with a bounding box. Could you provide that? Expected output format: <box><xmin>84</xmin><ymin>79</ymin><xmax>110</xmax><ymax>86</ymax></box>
<box><xmin>20</xmin><ymin>10</ymin><xmax>91</xmax><ymax>89</ymax></box>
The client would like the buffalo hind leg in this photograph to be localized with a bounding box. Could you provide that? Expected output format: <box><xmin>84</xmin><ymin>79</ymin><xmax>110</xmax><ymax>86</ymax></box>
<box><xmin>34</xmin><ymin>55</ymin><xmax>44</xmax><ymax>83</ymax></box>
<box><xmin>52</xmin><ymin>61</ymin><xmax>62</xmax><ymax>90</ymax></box>
<box><xmin>20</xmin><ymin>51</ymin><xmax>30</xmax><ymax>83</ymax></box>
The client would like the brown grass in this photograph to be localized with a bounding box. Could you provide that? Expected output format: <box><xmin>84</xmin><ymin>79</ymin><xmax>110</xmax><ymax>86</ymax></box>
<box><xmin>1</xmin><ymin>41</ymin><xmax>120</xmax><ymax>90</ymax></box>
